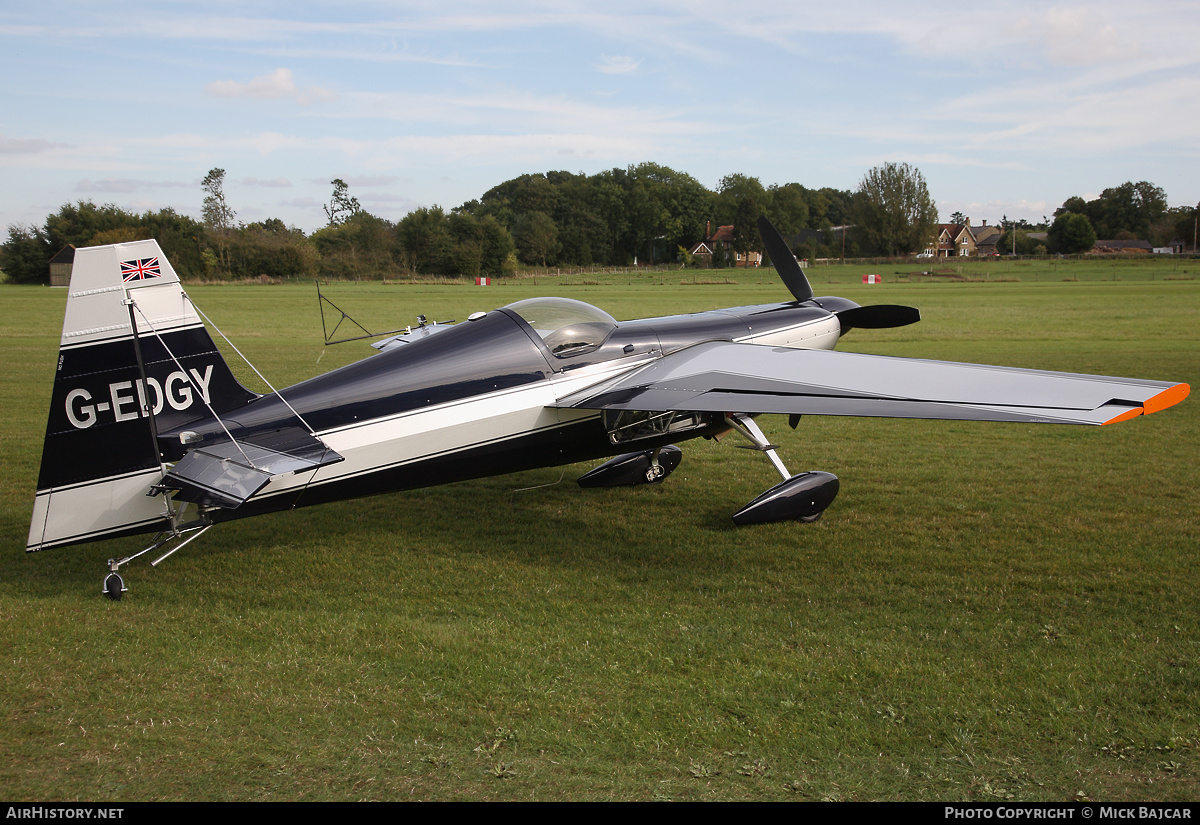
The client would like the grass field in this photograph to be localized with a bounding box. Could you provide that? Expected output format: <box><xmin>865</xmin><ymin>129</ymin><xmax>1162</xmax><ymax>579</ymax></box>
<box><xmin>1</xmin><ymin>264</ymin><xmax>1198</xmax><ymax>801</ymax></box>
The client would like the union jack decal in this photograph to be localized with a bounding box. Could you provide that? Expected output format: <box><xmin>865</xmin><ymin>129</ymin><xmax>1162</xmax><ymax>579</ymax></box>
<box><xmin>120</xmin><ymin>257</ymin><xmax>162</xmax><ymax>282</ymax></box>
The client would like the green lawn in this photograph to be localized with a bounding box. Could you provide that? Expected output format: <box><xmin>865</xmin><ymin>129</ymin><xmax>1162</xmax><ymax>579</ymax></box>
<box><xmin>1</xmin><ymin>268</ymin><xmax>1197</xmax><ymax>801</ymax></box>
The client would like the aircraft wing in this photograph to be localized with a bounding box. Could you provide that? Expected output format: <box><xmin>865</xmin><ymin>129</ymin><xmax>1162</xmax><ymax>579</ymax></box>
<box><xmin>553</xmin><ymin>341</ymin><xmax>1189</xmax><ymax>425</ymax></box>
<box><xmin>153</xmin><ymin>426</ymin><xmax>344</xmax><ymax>509</ymax></box>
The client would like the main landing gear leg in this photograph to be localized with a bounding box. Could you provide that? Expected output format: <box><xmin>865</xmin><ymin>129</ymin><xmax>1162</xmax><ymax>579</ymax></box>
<box><xmin>724</xmin><ymin>413</ymin><xmax>840</xmax><ymax>526</ymax></box>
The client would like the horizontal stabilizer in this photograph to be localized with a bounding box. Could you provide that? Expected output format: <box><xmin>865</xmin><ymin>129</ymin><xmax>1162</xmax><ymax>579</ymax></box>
<box><xmin>155</xmin><ymin>428</ymin><xmax>343</xmax><ymax>508</ymax></box>
<box><xmin>554</xmin><ymin>341</ymin><xmax>1189</xmax><ymax>426</ymax></box>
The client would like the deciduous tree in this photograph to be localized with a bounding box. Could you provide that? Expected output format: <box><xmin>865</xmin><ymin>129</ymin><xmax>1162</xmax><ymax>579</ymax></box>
<box><xmin>1048</xmin><ymin>212</ymin><xmax>1097</xmax><ymax>254</ymax></box>
<box><xmin>201</xmin><ymin>168</ymin><xmax>236</xmax><ymax>231</ymax></box>
<box><xmin>324</xmin><ymin>179</ymin><xmax>362</xmax><ymax>227</ymax></box>
<box><xmin>513</xmin><ymin>211</ymin><xmax>559</xmax><ymax>267</ymax></box>
<box><xmin>765</xmin><ymin>184</ymin><xmax>810</xmax><ymax>238</ymax></box>
<box><xmin>852</xmin><ymin>162</ymin><xmax>938</xmax><ymax>256</ymax></box>
<box><xmin>0</xmin><ymin>224</ymin><xmax>49</xmax><ymax>283</ymax></box>
<box><xmin>730</xmin><ymin>195</ymin><xmax>761</xmax><ymax>264</ymax></box>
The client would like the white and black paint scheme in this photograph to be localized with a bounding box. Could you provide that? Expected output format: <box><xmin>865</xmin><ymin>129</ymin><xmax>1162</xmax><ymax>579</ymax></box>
<box><xmin>27</xmin><ymin>219</ymin><xmax>1190</xmax><ymax>598</ymax></box>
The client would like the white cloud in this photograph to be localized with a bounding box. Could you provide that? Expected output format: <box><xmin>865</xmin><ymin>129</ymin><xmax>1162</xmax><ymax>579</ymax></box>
<box><xmin>596</xmin><ymin>55</ymin><xmax>640</xmax><ymax>75</ymax></box>
<box><xmin>921</xmin><ymin>68</ymin><xmax>1200</xmax><ymax>157</ymax></box>
<box><xmin>376</xmin><ymin>133</ymin><xmax>655</xmax><ymax>165</ymax></box>
<box><xmin>938</xmin><ymin>198</ymin><xmax>1055</xmax><ymax>225</ymax></box>
<box><xmin>341</xmin><ymin>175</ymin><xmax>402</xmax><ymax>187</ymax></box>
<box><xmin>1009</xmin><ymin>6</ymin><xmax>1136</xmax><ymax>67</ymax></box>
<box><xmin>4</xmin><ymin>1</ymin><xmax>1200</xmax><ymax>230</ymax></box>
<box><xmin>75</xmin><ymin>178</ymin><xmax>190</xmax><ymax>193</ymax></box>
<box><xmin>0</xmin><ymin>134</ymin><xmax>67</xmax><ymax>154</ymax></box>
<box><xmin>338</xmin><ymin>86</ymin><xmax>707</xmax><ymax>141</ymax></box>
<box><xmin>278</xmin><ymin>197</ymin><xmax>321</xmax><ymax>209</ymax></box>
<box><xmin>243</xmin><ymin>132</ymin><xmax>308</xmax><ymax>155</ymax></box>
<box><xmin>242</xmin><ymin>177</ymin><xmax>293</xmax><ymax>188</ymax></box>
<box><xmin>205</xmin><ymin>68</ymin><xmax>335</xmax><ymax>105</ymax></box>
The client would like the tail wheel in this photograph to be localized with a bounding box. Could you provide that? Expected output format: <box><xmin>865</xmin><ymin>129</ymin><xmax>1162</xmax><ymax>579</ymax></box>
<box><xmin>103</xmin><ymin>572</ymin><xmax>124</xmax><ymax>601</ymax></box>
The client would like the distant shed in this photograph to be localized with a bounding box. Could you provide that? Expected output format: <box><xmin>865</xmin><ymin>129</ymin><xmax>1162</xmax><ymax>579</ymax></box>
<box><xmin>49</xmin><ymin>245</ymin><xmax>75</xmax><ymax>287</ymax></box>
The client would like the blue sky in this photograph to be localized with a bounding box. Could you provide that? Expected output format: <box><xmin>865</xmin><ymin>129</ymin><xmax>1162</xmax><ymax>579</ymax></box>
<box><xmin>3</xmin><ymin>1</ymin><xmax>1198</xmax><ymax>234</ymax></box>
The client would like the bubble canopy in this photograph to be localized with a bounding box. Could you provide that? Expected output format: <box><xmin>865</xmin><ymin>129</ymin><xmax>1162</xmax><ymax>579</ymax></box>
<box><xmin>503</xmin><ymin>297</ymin><xmax>618</xmax><ymax>358</ymax></box>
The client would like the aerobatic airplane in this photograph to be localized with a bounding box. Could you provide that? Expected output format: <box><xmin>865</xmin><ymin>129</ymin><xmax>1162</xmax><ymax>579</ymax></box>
<box><xmin>27</xmin><ymin>218</ymin><xmax>1189</xmax><ymax>598</ymax></box>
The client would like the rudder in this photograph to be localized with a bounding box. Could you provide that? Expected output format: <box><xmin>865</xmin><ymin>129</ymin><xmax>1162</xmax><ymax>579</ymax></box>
<box><xmin>28</xmin><ymin>240</ymin><xmax>257</xmax><ymax>552</ymax></box>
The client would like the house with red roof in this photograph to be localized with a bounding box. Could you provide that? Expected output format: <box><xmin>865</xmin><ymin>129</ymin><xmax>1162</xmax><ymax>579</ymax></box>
<box><xmin>689</xmin><ymin>222</ymin><xmax>763</xmax><ymax>267</ymax></box>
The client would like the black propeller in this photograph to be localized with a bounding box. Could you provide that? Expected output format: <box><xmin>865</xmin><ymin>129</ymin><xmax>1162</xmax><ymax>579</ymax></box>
<box><xmin>758</xmin><ymin>215</ymin><xmax>920</xmax><ymax>331</ymax></box>
<box><xmin>757</xmin><ymin>215</ymin><xmax>814</xmax><ymax>302</ymax></box>
<box><xmin>836</xmin><ymin>303</ymin><xmax>921</xmax><ymax>331</ymax></box>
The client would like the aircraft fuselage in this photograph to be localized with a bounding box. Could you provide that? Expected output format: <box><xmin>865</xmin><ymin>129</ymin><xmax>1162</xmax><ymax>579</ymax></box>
<box><xmin>160</xmin><ymin>298</ymin><xmax>844</xmax><ymax>522</ymax></box>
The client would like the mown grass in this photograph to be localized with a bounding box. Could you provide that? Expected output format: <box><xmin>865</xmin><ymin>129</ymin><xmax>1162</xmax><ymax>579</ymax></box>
<box><xmin>504</xmin><ymin>254</ymin><xmax>1199</xmax><ymax>289</ymax></box>
<box><xmin>1</xmin><ymin>264</ymin><xmax>1197</xmax><ymax>801</ymax></box>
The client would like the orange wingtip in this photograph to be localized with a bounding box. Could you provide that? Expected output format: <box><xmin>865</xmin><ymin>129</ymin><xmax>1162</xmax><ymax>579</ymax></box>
<box><xmin>1102</xmin><ymin>383</ymin><xmax>1190</xmax><ymax>425</ymax></box>
<box><xmin>1145</xmin><ymin>382</ymin><xmax>1190</xmax><ymax>415</ymax></box>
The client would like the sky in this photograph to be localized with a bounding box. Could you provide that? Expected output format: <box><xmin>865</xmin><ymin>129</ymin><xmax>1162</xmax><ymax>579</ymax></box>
<box><xmin>3</xmin><ymin>1</ymin><xmax>1198</xmax><ymax>234</ymax></box>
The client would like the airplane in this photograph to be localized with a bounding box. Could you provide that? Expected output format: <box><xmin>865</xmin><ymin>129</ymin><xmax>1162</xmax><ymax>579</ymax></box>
<box><xmin>27</xmin><ymin>217</ymin><xmax>1189</xmax><ymax>599</ymax></box>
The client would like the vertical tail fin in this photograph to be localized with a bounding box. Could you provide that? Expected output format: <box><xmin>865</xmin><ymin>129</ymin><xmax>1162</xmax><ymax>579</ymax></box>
<box><xmin>27</xmin><ymin>240</ymin><xmax>257</xmax><ymax>552</ymax></box>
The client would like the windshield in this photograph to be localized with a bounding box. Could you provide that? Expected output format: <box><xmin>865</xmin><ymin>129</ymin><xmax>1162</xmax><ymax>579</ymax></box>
<box><xmin>503</xmin><ymin>297</ymin><xmax>617</xmax><ymax>357</ymax></box>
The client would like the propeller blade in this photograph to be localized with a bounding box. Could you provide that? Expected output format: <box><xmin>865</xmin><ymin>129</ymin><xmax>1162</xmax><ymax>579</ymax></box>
<box><xmin>836</xmin><ymin>304</ymin><xmax>921</xmax><ymax>331</ymax></box>
<box><xmin>757</xmin><ymin>216</ymin><xmax>813</xmax><ymax>302</ymax></box>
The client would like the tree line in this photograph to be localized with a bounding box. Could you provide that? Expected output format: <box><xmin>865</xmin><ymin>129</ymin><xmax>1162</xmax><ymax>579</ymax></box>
<box><xmin>0</xmin><ymin>163</ymin><xmax>867</xmax><ymax>284</ymax></box>
<box><xmin>1043</xmin><ymin>182</ymin><xmax>1197</xmax><ymax>254</ymax></box>
<box><xmin>3</xmin><ymin>164</ymin><xmax>1195</xmax><ymax>285</ymax></box>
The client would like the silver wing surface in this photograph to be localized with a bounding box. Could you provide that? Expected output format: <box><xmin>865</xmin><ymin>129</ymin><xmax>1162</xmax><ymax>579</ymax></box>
<box><xmin>554</xmin><ymin>342</ymin><xmax>1189</xmax><ymax>426</ymax></box>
